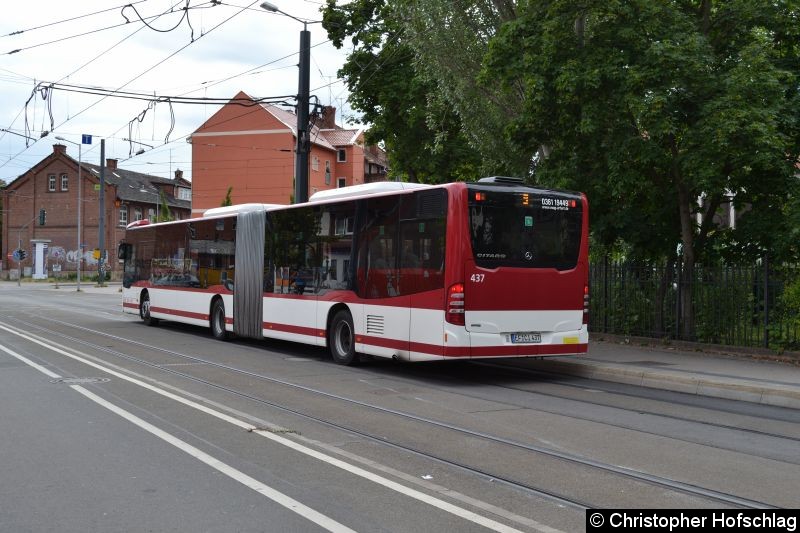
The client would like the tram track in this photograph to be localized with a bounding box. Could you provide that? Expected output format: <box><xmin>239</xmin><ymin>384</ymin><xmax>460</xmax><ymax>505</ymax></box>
<box><xmin>6</xmin><ymin>314</ymin><xmax>781</xmax><ymax>510</ymax></box>
<box><xmin>409</xmin><ymin>362</ymin><xmax>800</xmax><ymax>448</ymax></box>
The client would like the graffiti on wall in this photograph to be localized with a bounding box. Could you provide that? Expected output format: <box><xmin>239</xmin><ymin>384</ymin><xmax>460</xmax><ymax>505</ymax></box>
<box><xmin>47</xmin><ymin>246</ymin><xmax>110</xmax><ymax>269</ymax></box>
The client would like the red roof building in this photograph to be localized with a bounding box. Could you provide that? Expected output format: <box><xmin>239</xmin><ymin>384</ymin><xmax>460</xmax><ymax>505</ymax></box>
<box><xmin>189</xmin><ymin>91</ymin><xmax>387</xmax><ymax>216</ymax></box>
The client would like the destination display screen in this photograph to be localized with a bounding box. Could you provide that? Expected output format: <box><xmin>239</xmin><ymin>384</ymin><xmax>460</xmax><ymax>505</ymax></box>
<box><xmin>468</xmin><ymin>187</ymin><xmax>583</xmax><ymax>270</ymax></box>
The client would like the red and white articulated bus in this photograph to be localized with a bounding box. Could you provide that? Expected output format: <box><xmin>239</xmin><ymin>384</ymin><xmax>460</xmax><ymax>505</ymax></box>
<box><xmin>119</xmin><ymin>177</ymin><xmax>589</xmax><ymax>364</ymax></box>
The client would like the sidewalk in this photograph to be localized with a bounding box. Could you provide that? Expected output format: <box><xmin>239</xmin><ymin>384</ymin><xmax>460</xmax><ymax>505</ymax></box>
<box><xmin>521</xmin><ymin>339</ymin><xmax>800</xmax><ymax>409</ymax></box>
<box><xmin>0</xmin><ymin>280</ymin><xmax>122</xmax><ymax>294</ymax></box>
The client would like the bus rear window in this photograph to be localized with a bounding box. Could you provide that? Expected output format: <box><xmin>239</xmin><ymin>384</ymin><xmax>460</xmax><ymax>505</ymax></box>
<box><xmin>468</xmin><ymin>188</ymin><xmax>582</xmax><ymax>270</ymax></box>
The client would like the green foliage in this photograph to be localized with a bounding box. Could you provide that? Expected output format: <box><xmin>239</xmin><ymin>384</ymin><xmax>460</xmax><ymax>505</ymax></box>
<box><xmin>328</xmin><ymin>0</ymin><xmax>800</xmax><ymax>273</ymax></box>
<box><xmin>591</xmin><ymin>261</ymin><xmax>800</xmax><ymax>350</ymax></box>
<box><xmin>322</xmin><ymin>0</ymin><xmax>483</xmax><ymax>182</ymax></box>
<box><xmin>773</xmin><ymin>272</ymin><xmax>800</xmax><ymax>351</ymax></box>
<box><xmin>483</xmin><ymin>0</ymin><xmax>800</xmax><ymax>265</ymax></box>
<box><xmin>157</xmin><ymin>190</ymin><xmax>174</xmax><ymax>223</ymax></box>
<box><xmin>221</xmin><ymin>186</ymin><xmax>233</xmax><ymax>207</ymax></box>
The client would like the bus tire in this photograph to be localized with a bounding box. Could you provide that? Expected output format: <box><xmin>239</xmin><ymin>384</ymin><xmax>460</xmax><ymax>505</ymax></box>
<box><xmin>140</xmin><ymin>291</ymin><xmax>159</xmax><ymax>326</ymax></box>
<box><xmin>211</xmin><ymin>298</ymin><xmax>228</xmax><ymax>341</ymax></box>
<box><xmin>329</xmin><ymin>309</ymin><xmax>357</xmax><ymax>365</ymax></box>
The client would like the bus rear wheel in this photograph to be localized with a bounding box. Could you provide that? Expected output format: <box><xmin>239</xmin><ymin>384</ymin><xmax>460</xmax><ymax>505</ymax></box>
<box><xmin>211</xmin><ymin>299</ymin><xmax>228</xmax><ymax>341</ymax></box>
<box><xmin>140</xmin><ymin>292</ymin><xmax>159</xmax><ymax>326</ymax></box>
<box><xmin>329</xmin><ymin>309</ymin><xmax>357</xmax><ymax>365</ymax></box>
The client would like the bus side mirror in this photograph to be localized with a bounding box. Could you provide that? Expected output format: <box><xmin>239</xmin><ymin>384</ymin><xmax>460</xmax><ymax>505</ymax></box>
<box><xmin>118</xmin><ymin>243</ymin><xmax>132</xmax><ymax>261</ymax></box>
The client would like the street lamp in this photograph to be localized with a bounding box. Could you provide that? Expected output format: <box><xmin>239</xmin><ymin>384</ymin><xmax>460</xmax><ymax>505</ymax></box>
<box><xmin>260</xmin><ymin>1</ymin><xmax>315</xmax><ymax>204</ymax></box>
<box><xmin>55</xmin><ymin>136</ymin><xmax>84</xmax><ymax>292</ymax></box>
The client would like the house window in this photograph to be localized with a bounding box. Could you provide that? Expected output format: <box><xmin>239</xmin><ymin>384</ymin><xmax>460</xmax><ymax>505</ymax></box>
<box><xmin>334</xmin><ymin>216</ymin><xmax>354</xmax><ymax>236</ymax></box>
<box><xmin>148</xmin><ymin>208</ymin><xmax>156</xmax><ymax>222</ymax></box>
<box><xmin>119</xmin><ymin>206</ymin><xmax>128</xmax><ymax>225</ymax></box>
<box><xmin>134</xmin><ymin>207</ymin><xmax>143</xmax><ymax>221</ymax></box>
<box><xmin>61</xmin><ymin>174</ymin><xmax>69</xmax><ymax>191</ymax></box>
<box><xmin>48</xmin><ymin>175</ymin><xmax>56</xmax><ymax>192</ymax></box>
<box><xmin>312</xmin><ymin>155</ymin><xmax>319</xmax><ymax>171</ymax></box>
<box><xmin>177</xmin><ymin>187</ymin><xmax>191</xmax><ymax>201</ymax></box>
<box><xmin>337</xmin><ymin>149</ymin><xmax>346</xmax><ymax>162</ymax></box>
<box><xmin>329</xmin><ymin>259</ymin><xmax>338</xmax><ymax>281</ymax></box>
<box><xmin>338</xmin><ymin>177</ymin><xmax>346</xmax><ymax>188</ymax></box>
<box><xmin>325</xmin><ymin>161</ymin><xmax>331</xmax><ymax>185</ymax></box>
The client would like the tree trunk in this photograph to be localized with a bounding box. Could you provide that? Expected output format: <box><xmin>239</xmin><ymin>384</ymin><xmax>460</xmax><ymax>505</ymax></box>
<box><xmin>677</xmin><ymin>181</ymin><xmax>696</xmax><ymax>340</ymax></box>
<box><xmin>672</xmin><ymin>131</ymin><xmax>696</xmax><ymax>341</ymax></box>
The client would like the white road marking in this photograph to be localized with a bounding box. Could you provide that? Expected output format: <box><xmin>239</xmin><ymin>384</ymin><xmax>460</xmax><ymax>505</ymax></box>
<box><xmin>0</xmin><ymin>343</ymin><xmax>62</xmax><ymax>379</ymax></box>
<box><xmin>0</xmin><ymin>321</ymin><xmax>562</xmax><ymax>533</ymax></box>
<box><xmin>69</xmin><ymin>385</ymin><xmax>355</xmax><ymax>533</ymax></box>
<box><xmin>0</xmin><ymin>334</ymin><xmax>354</xmax><ymax>533</ymax></box>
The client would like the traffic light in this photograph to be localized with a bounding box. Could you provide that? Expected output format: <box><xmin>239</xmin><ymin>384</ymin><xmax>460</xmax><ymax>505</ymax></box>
<box><xmin>38</xmin><ymin>208</ymin><xmax>46</xmax><ymax>226</ymax></box>
<box><xmin>18</xmin><ymin>249</ymin><xmax>27</xmax><ymax>261</ymax></box>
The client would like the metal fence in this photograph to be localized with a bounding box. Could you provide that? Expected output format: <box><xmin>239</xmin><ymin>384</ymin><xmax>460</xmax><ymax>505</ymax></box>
<box><xmin>589</xmin><ymin>259</ymin><xmax>800</xmax><ymax>351</ymax></box>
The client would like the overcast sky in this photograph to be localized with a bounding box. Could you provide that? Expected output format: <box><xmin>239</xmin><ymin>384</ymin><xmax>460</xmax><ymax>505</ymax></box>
<box><xmin>0</xmin><ymin>0</ymin><xmax>355</xmax><ymax>184</ymax></box>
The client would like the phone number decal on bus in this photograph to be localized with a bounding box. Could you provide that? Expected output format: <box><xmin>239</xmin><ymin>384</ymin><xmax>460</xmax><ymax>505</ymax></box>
<box><xmin>541</xmin><ymin>197</ymin><xmax>575</xmax><ymax>211</ymax></box>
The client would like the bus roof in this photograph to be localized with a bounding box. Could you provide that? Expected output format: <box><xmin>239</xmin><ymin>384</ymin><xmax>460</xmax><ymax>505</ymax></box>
<box><xmin>308</xmin><ymin>181</ymin><xmax>432</xmax><ymax>203</ymax></box>
<box><xmin>202</xmin><ymin>203</ymin><xmax>284</xmax><ymax>217</ymax></box>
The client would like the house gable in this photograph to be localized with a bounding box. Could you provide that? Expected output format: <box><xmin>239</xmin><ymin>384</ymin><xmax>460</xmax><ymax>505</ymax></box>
<box><xmin>192</xmin><ymin>91</ymin><xmax>287</xmax><ymax>137</ymax></box>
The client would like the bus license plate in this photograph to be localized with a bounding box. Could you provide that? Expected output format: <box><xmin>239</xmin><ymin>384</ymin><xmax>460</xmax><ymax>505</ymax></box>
<box><xmin>511</xmin><ymin>332</ymin><xmax>541</xmax><ymax>344</ymax></box>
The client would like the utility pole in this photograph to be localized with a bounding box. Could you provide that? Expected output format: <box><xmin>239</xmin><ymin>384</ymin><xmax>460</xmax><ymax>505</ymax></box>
<box><xmin>296</xmin><ymin>26</ymin><xmax>311</xmax><ymax>204</ymax></box>
<box><xmin>260</xmin><ymin>2</ymin><xmax>312</xmax><ymax>204</ymax></box>
<box><xmin>98</xmin><ymin>139</ymin><xmax>106</xmax><ymax>286</ymax></box>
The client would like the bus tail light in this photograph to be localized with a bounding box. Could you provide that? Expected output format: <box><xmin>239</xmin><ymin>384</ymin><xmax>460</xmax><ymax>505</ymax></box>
<box><xmin>446</xmin><ymin>283</ymin><xmax>465</xmax><ymax>325</ymax></box>
<box><xmin>583</xmin><ymin>285</ymin><xmax>589</xmax><ymax>324</ymax></box>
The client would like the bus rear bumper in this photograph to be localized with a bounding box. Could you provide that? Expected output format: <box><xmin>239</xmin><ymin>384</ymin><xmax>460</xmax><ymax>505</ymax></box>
<box><xmin>466</xmin><ymin>324</ymin><xmax>588</xmax><ymax>359</ymax></box>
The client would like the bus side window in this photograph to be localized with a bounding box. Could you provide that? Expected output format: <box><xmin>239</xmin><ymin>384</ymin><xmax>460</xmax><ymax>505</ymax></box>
<box><xmin>359</xmin><ymin>197</ymin><xmax>399</xmax><ymax>299</ymax></box>
<box><xmin>268</xmin><ymin>207</ymin><xmax>320</xmax><ymax>295</ymax></box>
<box><xmin>397</xmin><ymin>190</ymin><xmax>447</xmax><ymax>295</ymax></box>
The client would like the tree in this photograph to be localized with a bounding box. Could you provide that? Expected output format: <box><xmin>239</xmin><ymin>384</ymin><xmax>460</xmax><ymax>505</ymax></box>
<box><xmin>403</xmin><ymin>0</ymin><xmax>532</xmax><ymax>176</ymax></box>
<box><xmin>157</xmin><ymin>190</ymin><xmax>174</xmax><ymax>223</ymax></box>
<box><xmin>483</xmin><ymin>0</ymin><xmax>800</xmax><ymax>338</ymax></box>
<box><xmin>322</xmin><ymin>0</ymin><xmax>483</xmax><ymax>182</ymax></box>
<box><xmin>221</xmin><ymin>186</ymin><xmax>233</xmax><ymax>207</ymax></box>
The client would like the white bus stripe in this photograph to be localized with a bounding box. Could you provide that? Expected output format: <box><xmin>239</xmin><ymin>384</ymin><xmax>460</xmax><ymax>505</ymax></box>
<box><xmin>0</xmin><ymin>322</ymin><xmax>552</xmax><ymax>533</ymax></box>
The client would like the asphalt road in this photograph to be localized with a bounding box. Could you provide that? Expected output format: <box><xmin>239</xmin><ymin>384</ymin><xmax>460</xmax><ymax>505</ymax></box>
<box><xmin>1</xmin><ymin>283</ymin><xmax>798</xmax><ymax>532</ymax></box>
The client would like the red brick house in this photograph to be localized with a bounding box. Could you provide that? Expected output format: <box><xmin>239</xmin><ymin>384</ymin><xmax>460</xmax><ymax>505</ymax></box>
<box><xmin>1</xmin><ymin>144</ymin><xmax>191</xmax><ymax>280</ymax></box>
<box><xmin>189</xmin><ymin>91</ymin><xmax>387</xmax><ymax>216</ymax></box>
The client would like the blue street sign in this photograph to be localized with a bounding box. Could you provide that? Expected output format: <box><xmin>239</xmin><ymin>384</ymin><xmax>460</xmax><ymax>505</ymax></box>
<box><xmin>81</xmin><ymin>134</ymin><xmax>92</xmax><ymax>144</ymax></box>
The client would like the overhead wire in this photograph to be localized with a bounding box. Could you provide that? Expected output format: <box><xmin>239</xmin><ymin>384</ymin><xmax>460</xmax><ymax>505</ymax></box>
<box><xmin>3</xmin><ymin>6</ymin><xmax>205</xmax><ymax>56</ymax></box>
<box><xmin>0</xmin><ymin>0</ymin><xmax>258</xmax><ymax>172</ymax></box>
<box><xmin>0</xmin><ymin>1</ymin><xmax>150</xmax><ymax>39</ymax></box>
<box><xmin>0</xmin><ymin>0</ymin><xmax>188</xmax><ymax>156</ymax></box>
<box><xmin>1</xmin><ymin>2</ymin><xmax>361</xmax><ymax>180</ymax></box>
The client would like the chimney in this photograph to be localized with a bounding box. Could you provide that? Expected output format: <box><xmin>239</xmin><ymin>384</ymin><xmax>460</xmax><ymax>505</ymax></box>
<box><xmin>106</xmin><ymin>158</ymin><xmax>118</xmax><ymax>171</ymax></box>
<box><xmin>174</xmin><ymin>169</ymin><xmax>183</xmax><ymax>180</ymax></box>
<box><xmin>315</xmin><ymin>106</ymin><xmax>337</xmax><ymax>129</ymax></box>
<box><xmin>53</xmin><ymin>144</ymin><xmax>67</xmax><ymax>155</ymax></box>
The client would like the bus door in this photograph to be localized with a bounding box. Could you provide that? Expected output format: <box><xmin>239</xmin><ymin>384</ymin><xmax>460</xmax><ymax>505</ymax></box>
<box><xmin>465</xmin><ymin>186</ymin><xmax>585</xmax><ymax>356</ymax></box>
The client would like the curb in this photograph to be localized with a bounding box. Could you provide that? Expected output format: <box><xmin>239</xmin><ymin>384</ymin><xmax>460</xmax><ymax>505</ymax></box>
<box><xmin>531</xmin><ymin>358</ymin><xmax>800</xmax><ymax>409</ymax></box>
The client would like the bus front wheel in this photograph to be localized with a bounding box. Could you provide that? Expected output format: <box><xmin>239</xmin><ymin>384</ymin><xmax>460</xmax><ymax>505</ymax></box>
<box><xmin>329</xmin><ymin>309</ymin><xmax>357</xmax><ymax>365</ymax></box>
<box><xmin>140</xmin><ymin>292</ymin><xmax>159</xmax><ymax>327</ymax></box>
<box><xmin>211</xmin><ymin>299</ymin><xmax>228</xmax><ymax>341</ymax></box>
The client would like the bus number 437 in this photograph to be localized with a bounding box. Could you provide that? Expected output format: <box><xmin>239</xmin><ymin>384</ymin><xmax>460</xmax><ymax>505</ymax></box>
<box><xmin>470</xmin><ymin>274</ymin><xmax>485</xmax><ymax>283</ymax></box>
